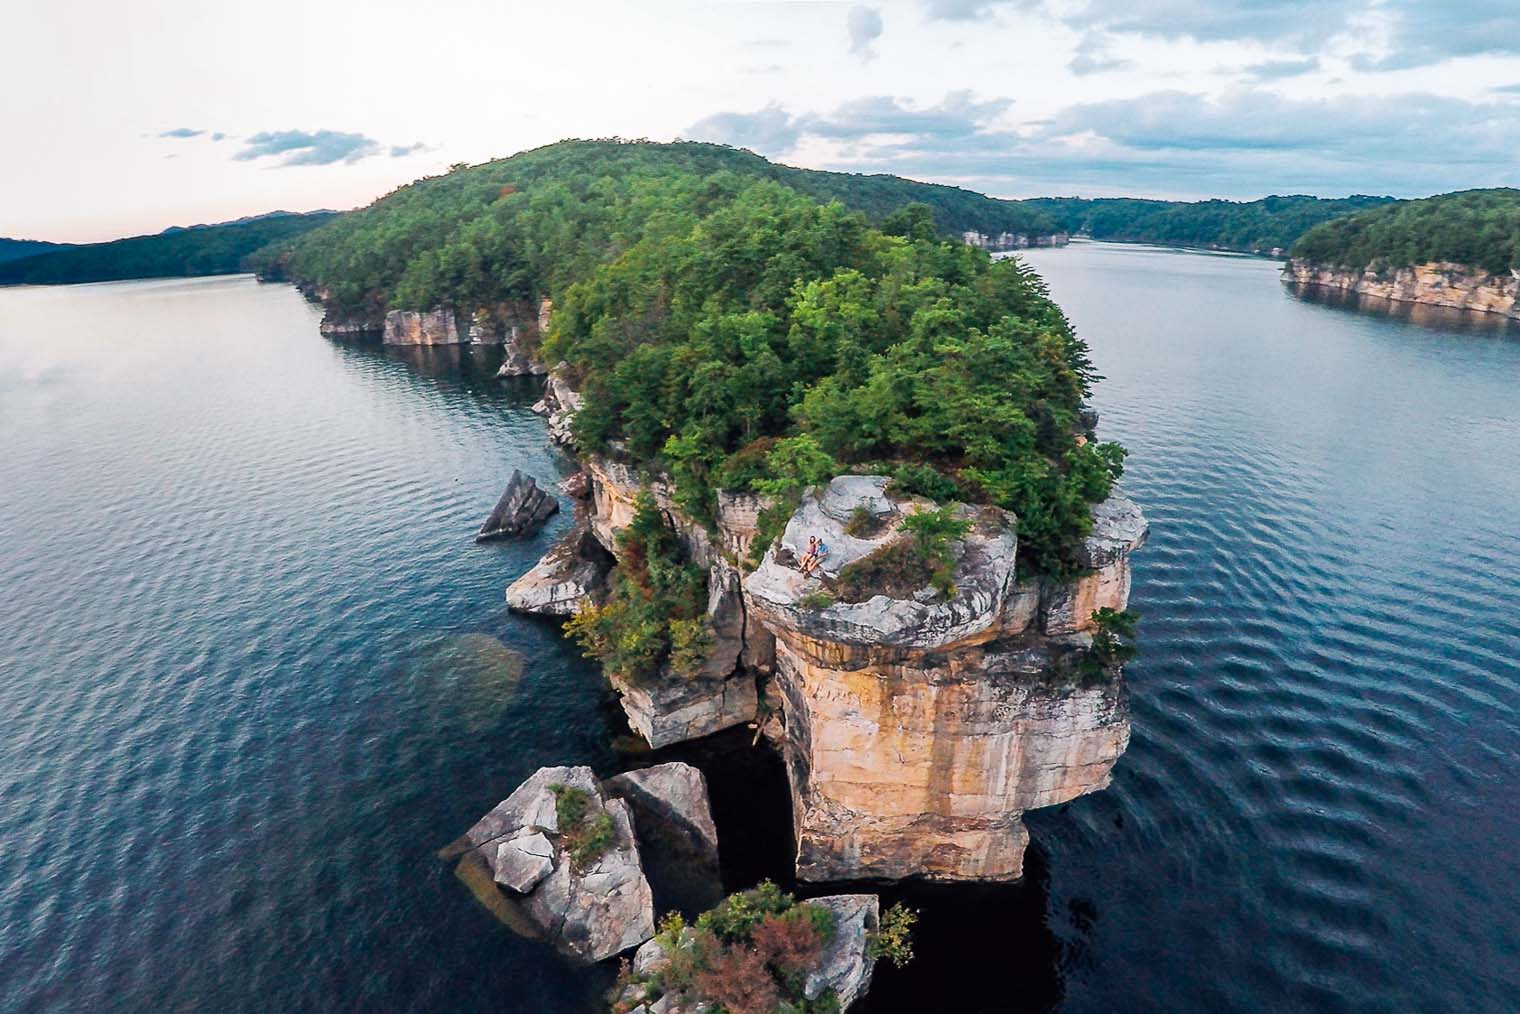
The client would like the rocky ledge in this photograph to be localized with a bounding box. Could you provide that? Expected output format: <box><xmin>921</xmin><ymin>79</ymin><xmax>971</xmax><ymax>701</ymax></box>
<box><xmin>509</xmin><ymin>370</ymin><xmax>1146</xmax><ymax>884</ymax></box>
<box><xmin>1284</xmin><ymin>259</ymin><xmax>1520</xmax><ymax>320</ymax></box>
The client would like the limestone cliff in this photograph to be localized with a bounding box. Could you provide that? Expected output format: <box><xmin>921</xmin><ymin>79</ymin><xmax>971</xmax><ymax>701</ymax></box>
<box><xmin>515</xmin><ymin>374</ymin><xmax>1146</xmax><ymax>883</ymax></box>
<box><xmin>961</xmin><ymin>230</ymin><xmax>1070</xmax><ymax>252</ymax></box>
<box><xmin>1284</xmin><ymin>259</ymin><xmax>1520</xmax><ymax>320</ymax></box>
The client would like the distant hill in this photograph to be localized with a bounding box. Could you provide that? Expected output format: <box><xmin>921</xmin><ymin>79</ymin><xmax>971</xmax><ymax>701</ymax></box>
<box><xmin>252</xmin><ymin>138</ymin><xmax>1063</xmax><ymax>312</ymax></box>
<box><xmin>158</xmin><ymin>210</ymin><xmax>340</xmax><ymax>235</ymax></box>
<box><xmin>0</xmin><ymin>238</ymin><xmax>71</xmax><ymax>265</ymax></box>
<box><xmin>1290</xmin><ymin>189</ymin><xmax>1520</xmax><ymax>273</ymax></box>
<box><xmin>1023</xmin><ymin>194</ymin><xmax>1399</xmax><ymax>255</ymax></box>
<box><xmin>0</xmin><ymin>212</ymin><xmax>337</xmax><ymax>286</ymax></box>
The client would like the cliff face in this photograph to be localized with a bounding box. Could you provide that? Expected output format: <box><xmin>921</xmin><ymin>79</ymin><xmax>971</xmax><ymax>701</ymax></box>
<box><xmin>520</xmin><ymin>376</ymin><xmax>1146</xmax><ymax>883</ymax></box>
<box><xmin>1284</xmin><ymin>259</ymin><xmax>1520</xmax><ymax>320</ymax></box>
<box><xmin>961</xmin><ymin>230</ymin><xmax>1070</xmax><ymax>252</ymax></box>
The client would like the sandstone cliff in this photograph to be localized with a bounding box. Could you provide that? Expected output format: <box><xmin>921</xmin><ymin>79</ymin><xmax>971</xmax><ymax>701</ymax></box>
<box><xmin>961</xmin><ymin>230</ymin><xmax>1070</xmax><ymax>252</ymax></box>
<box><xmin>515</xmin><ymin>373</ymin><xmax>1146</xmax><ymax>883</ymax></box>
<box><xmin>1284</xmin><ymin>259</ymin><xmax>1520</xmax><ymax>320</ymax></box>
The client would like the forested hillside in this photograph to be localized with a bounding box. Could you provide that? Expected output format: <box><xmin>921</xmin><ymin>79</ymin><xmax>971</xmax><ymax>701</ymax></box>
<box><xmin>257</xmin><ymin>139</ymin><xmax>1059</xmax><ymax>314</ymax></box>
<box><xmin>0</xmin><ymin>213</ymin><xmax>334</xmax><ymax>285</ymax></box>
<box><xmin>1025</xmin><ymin>194</ymin><xmax>1396</xmax><ymax>254</ymax></box>
<box><xmin>1290</xmin><ymin>189</ymin><xmax>1520</xmax><ymax>273</ymax></box>
<box><xmin>0</xmin><ymin>238</ymin><xmax>69</xmax><ymax>265</ymax></box>
<box><xmin>271</xmin><ymin>138</ymin><xmax>1120</xmax><ymax>575</ymax></box>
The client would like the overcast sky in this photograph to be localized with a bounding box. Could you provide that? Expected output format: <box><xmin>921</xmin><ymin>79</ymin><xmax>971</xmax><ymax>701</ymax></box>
<box><xmin>8</xmin><ymin>0</ymin><xmax>1520</xmax><ymax>242</ymax></box>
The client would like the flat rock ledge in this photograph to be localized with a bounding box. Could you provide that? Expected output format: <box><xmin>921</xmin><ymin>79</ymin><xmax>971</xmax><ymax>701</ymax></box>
<box><xmin>476</xmin><ymin>469</ymin><xmax>559</xmax><ymax>542</ymax></box>
<box><xmin>505</xmin><ymin>524</ymin><xmax>614</xmax><ymax>616</ymax></box>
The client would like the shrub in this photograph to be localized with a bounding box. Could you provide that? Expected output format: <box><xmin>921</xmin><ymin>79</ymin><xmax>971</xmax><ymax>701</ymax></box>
<box><xmin>1082</xmin><ymin>607</ymin><xmax>1139</xmax><ymax>675</ymax></box>
<box><xmin>867</xmin><ymin>902</ymin><xmax>917</xmax><ymax>969</ymax></box>
<box><xmin>549</xmin><ymin>784</ymin><xmax>617</xmax><ymax>871</ymax></box>
<box><xmin>844</xmin><ymin>504</ymin><xmax>882</xmax><ymax>538</ymax></box>
<box><xmin>697</xmin><ymin>880</ymin><xmax>795</xmax><ymax>943</ymax></box>
<box><xmin>565</xmin><ymin>491</ymin><xmax>711</xmax><ymax>684</ymax></box>
<box><xmin>693</xmin><ymin>946</ymin><xmax>782</xmax><ymax>1014</ymax></box>
<box><xmin>752</xmin><ymin>910</ymin><xmax>825</xmax><ymax>973</ymax></box>
<box><xmin>888</xmin><ymin>461</ymin><xmax>961</xmax><ymax>502</ymax></box>
<box><xmin>798</xmin><ymin>591</ymin><xmax>836</xmax><ymax>609</ymax></box>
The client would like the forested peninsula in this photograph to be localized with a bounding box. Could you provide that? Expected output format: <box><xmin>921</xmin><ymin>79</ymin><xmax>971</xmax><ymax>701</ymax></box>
<box><xmin>1026</xmin><ymin>194</ymin><xmax>1396</xmax><ymax>255</ymax></box>
<box><xmin>0</xmin><ymin>212</ymin><xmax>333</xmax><ymax>286</ymax></box>
<box><xmin>1284</xmin><ymin>189</ymin><xmax>1520</xmax><ymax>320</ymax></box>
<box><xmin>270</xmin><ymin>138</ymin><xmax>1150</xmax><ymax>904</ymax></box>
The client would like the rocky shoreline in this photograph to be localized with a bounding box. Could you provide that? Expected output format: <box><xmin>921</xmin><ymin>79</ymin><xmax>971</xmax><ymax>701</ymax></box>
<box><xmin>1283</xmin><ymin>258</ymin><xmax>1520</xmax><ymax>320</ymax></box>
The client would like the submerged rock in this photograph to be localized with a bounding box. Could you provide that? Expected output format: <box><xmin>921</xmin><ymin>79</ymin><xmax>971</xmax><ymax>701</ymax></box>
<box><xmin>449</xmin><ymin>765</ymin><xmax>655</xmax><ymax>964</ymax></box>
<box><xmin>505</xmin><ymin>524</ymin><xmax>614</xmax><ymax>616</ymax></box>
<box><xmin>476</xmin><ymin>469</ymin><xmax>559</xmax><ymax>542</ymax></box>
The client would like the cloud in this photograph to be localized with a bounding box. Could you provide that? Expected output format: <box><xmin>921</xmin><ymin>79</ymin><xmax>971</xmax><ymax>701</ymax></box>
<box><xmin>847</xmin><ymin>5</ymin><xmax>883</xmax><ymax>60</ymax></box>
<box><xmin>1243</xmin><ymin>57</ymin><xmax>1319</xmax><ymax>79</ymax></box>
<box><xmin>686</xmin><ymin>103</ymin><xmax>804</xmax><ymax>154</ymax></box>
<box><xmin>1498</xmin><ymin>83</ymin><xmax>1520</xmax><ymax>94</ymax></box>
<box><xmin>1068</xmin><ymin>33</ymin><xmax>1130</xmax><ymax>75</ymax></box>
<box><xmin>233</xmin><ymin>129</ymin><xmax>382</xmax><ymax>166</ymax></box>
<box><xmin>688</xmin><ymin>87</ymin><xmax>1520</xmax><ymax>200</ymax></box>
<box><xmin>920</xmin><ymin>0</ymin><xmax>1033</xmax><ymax>20</ymax></box>
<box><xmin>211</xmin><ymin>132</ymin><xmax>227</xmax><ymax>141</ymax></box>
<box><xmin>160</xmin><ymin>127</ymin><xmax>204</xmax><ymax>139</ymax></box>
<box><xmin>388</xmin><ymin>142</ymin><xmax>426</xmax><ymax>157</ymax></box>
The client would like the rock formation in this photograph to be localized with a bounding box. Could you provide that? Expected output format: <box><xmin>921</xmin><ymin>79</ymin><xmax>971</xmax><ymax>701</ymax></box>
<box><xmin>505</xmin><ymin>523</ymin><xmax>614</xmax><ymax>616</ymax></box>
<box><xmin>604</xmin><ymin>763</ymin><xmax>723</xmax><ymax>916</ymax></box>
<box><xmin>1284</xmin><ymin>259</ymin><xmax>1520</xmax><ymax>320</ymax></box>
<box><xmin>446</xmin><ymin>766</ymin><xmax>656</xmax><ymax>964</ymax></box>
<box><xmin>476</xmin><ymin>469</ymin><xmax>559</xmax><ymax>542</ymax></box>
<box><xmin>383</xmin><ymin>308</ymin><xmax>463</xmax><ymax>345</ymax></box>
<box><xmin>515</xmin><ymin>369</ymin><xmax>1146</xmax><ymax>884</ymax></box>
<box><xmin>961</xmin><ymin>230</ymin><xmax>1070</xmax><ymax>251</ymax></box>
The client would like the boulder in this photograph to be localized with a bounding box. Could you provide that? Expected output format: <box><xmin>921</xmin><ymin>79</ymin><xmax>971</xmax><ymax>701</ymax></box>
<box><xmin>476</xmin><ymin>469</ymin><xmax>560</xmax><ymax>542</ymax></box>
<box><xmin>604</xmin><ymin>763</ymin><xmax>722</xmax><ymax>916</ymax></box>
<box><xmin>449</xmin><ymin>765</ymin><xmax>655</xmax><ymax>964</ymax></box>
<box><xmin>531</xmin><ymin>370</ymin><xmax>582</xmax><ymax>447</ymax></box>
<box><xmin>804</xmin><ymin>895</ymin><xmax>880</xmax><ymax>1010</ymax></box>
<box><xmin>505</xmin><ymin>525</ymin><xmax>614</xmax><ymax>616</ymax></box>
<box><xmin>611</xmin><ymin>670</ymin><xmax>758</xmax><ymax>750</ymax></box>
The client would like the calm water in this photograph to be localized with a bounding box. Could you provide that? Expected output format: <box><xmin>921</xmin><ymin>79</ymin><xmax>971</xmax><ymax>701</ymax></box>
<box><xmin>1</xmin><ymin>251</ymin><xmax>1517</xmax><ymax>1012</ymax></box>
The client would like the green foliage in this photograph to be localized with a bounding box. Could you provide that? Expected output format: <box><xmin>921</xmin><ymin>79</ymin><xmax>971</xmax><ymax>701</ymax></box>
<box><xmin>564</xmin><ymin>492</ymin><xmax>711</xmax><ymax>686</ymax></box>
<box><xmin>0</xmin><ymin>213</ymin><xmax>334</xmax><ymax>286</ymax></box>
<box><xmin>798</xmin><ymin>591</ymin><xmax>836</xmax><ymax>610</ymax></box>
<box><xmin>867</xmin><ymin>902</ymin><xmax>918</xmax><ymax>969</ymax></box>
<box><xmin>1026</xmin><ymin>194</ymin><xmax>1398</xmax><ymax>254</ymax></box>
<box><xmin>1291</xmin><ymin>188</ymin><xmax>1520</xmax><ymax>274</ymax></box>
<box><xmin>835</xmin><ymin>540</ymin><xmax>936</xmax><ymax>603</ymax></box>
<box><xmin>273</xmin><ymin>139</ymin><xmax>1120</xmax><ymax>574</ymax></box>
<box><xmin>899</xmin><ymin>506</ymin><xmax>972</xmax><ymax>598</ymax></box>
<box><xmin>548</xmin><ymin>784</ymin><xmax>617</xmax><ymax>871</ymax></box>
<box><xmin>696</xmin><ymin>880</ymin><xmax>797</xmax><ymax>943</ymax></box>
<box><xmin>1083</xmin><ymin>607</ymin><xmax>1140</xmax><ymax>676</ymax></box>
<box><xmin>844</xmin><ymin>505</ymin><xmax>882</xmax><ymax>538</ymax></box>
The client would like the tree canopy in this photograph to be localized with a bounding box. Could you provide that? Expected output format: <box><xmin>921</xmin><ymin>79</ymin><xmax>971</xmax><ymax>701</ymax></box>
<box><xmin>1026</xmin><ymin>194</ymin><xmax>1397</xmax><ymax>255</ymax></box>
<box><xmin>270</xmin><ymin>139</ymin><xmax>1121</xmax><ymax>575</ymax></box>
<box><xmin>1290</xmin><ymin>189</ymin><xmax>1520</xmax><ymax>274</ymax></box>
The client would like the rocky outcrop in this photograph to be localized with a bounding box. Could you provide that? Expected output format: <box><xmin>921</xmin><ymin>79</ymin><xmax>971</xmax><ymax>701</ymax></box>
<box><xmin>476</xmin><ymin>469</ymin><xmax>559</xmax><ymax>542</ymax></box>
<box><xmin>962</xmin><ymin>230</ymin><xmax>1070</xmax><ymax>251</ymax></box>
<box><xmin>745</xmin><ymin>476</ymin><xmax>1144</xmax><ymax>882</ymax></box>
<box><xmin>532</xmin><ymin>371</ymin><xmax>583</xmax><ymax>447</ymax></box>
<box><xmin>517</xmin><ymin>367</ymin><xmax>1145</xmax><ymax>884</ymax></box>
<box><xmin>505</xmin><ymin>524</ymin><xmax>614</xmax><ymax>616</ymax></box>
<box><xmin>447</xmin><ymin>766</ymin><xmax>655</xmax><ymax>964</ymax></box>
<box><xmin>318</xmin><ymin>311</ymin><xmax>380</xmax><ymax>336</ymax></box>
<box><xmin>1284</xmin><ymin>259</ymin><xmax>1520</xmax><ymax>320</ymax></box>
<box><xmin>619</xmin><ymin>893</ymin><xmax>880</xmax><ymax>1012</ymax></box>
<box><xmin>604</xmin><ymin>763</ymin><xmax>723</xmax><ymax>916</ymax></box>
<box><xmin>383</xmin><ymin>307</ymin><xmax>463</xmax><ymax>345</ymax></box>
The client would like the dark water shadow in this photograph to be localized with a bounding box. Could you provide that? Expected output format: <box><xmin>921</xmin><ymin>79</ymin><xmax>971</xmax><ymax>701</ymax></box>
<box><xmin>1287</xmin><ymin>282</ymin><xmax>1520</xmax><ymax>338</ymax></box>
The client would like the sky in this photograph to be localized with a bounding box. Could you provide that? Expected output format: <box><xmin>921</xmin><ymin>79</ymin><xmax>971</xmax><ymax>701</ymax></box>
<box><xmin>6</xmin><ymin>0</ymin><xmax>1520</xmax><ymax>243</ymax></box>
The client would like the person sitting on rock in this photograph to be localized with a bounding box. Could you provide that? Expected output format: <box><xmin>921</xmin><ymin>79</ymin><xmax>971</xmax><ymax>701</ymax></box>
<box><xmin>798</xmin><ymin>536</ymin><xmax>819</xmax><ymax>573</ymax></box>
<box><xmin>801</xmin><ymin>538</ymin><xmax>830</xmax><ymax>576</ymax></box>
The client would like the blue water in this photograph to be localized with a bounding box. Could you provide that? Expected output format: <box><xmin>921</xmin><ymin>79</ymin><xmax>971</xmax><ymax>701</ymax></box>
<box><xmin>2</xmin><ymin>251</ymin><xmax>1518</xmax><ymax>1012</ymax></box>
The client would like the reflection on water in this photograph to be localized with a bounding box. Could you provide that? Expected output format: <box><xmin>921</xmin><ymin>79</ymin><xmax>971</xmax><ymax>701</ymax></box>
<box><xmin>1287</xmin><ymin>281</ymin><xmax>1520</xmax><ymax>336</ymax></box>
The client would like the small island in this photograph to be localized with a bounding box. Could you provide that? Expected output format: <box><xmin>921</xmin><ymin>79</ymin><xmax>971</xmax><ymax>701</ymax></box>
<box><xmin>1283</xmin><ymin>188</ymin><xmax>1520</xmax><ymax>320</ymax></box>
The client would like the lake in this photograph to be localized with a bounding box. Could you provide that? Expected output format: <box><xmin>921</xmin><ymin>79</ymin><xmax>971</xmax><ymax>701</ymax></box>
<box><xmin>1</xmin><ymin>246</ymin><xmax>1517</xmax><ymax>1011</ymax></box>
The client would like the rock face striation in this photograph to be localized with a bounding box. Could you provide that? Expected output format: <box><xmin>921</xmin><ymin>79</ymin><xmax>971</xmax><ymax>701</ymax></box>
<box><xmin>513</xmin><ymin>370</ymin><xmax>1146</xmax><ymax>883</ymax></box>
<box><xmin>476</xmin><ymin>469</ymin><xmax>559</xmax><ymax>542</ymax></box>
<box><xmin>1284</xmin><ymin>259</ymin><xmax>1520</xmax><ymax>320</ymax></box>
<box><xmin>961</xmin><ymin>230</ymin><xmax>1070</xmax><ymax>251</ymax></box>
<box><xmin>383</xmin><ymin>307</ymin><xmax>463</xmax><ymax>345</ymax></box>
